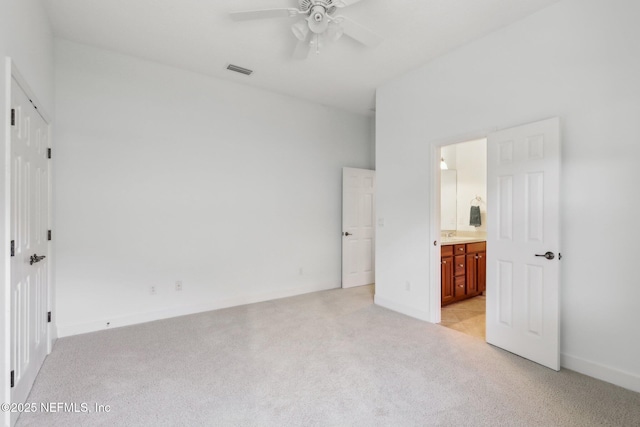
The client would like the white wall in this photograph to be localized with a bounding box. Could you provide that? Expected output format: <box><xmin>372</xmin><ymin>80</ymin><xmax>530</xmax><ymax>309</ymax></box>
<box><xmin>0</xmin><ymin>0</ymin><xmax>55</xmax><ymax>423</ymax></box>
<box><xmin>376</xmin><ymin>0</ymin><xmax>640</xmax><ymax>392</ymax></box>
<box><xmin>455</xmin><ymin>139</ymin><xmax>486</xmax><ymax>233</ymax></box>
<box><xmin>54</xmin><ymin>40</ymin><xmax>374</xmax><ymax>336</ymax></box>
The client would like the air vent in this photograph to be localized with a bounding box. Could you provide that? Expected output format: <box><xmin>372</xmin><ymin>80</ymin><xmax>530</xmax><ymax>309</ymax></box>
<box><xmin>226</xmin><ymin>64</ymin><xmax>253</xmax><ymax>76</ymax></box>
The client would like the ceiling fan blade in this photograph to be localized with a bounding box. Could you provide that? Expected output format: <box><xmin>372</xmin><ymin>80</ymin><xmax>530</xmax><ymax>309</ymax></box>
<box><xmin>331</xmin><ymin>0</ymin><xmax>367</xmax><ymax>8</ymax></box>
<box><xmin>230</xmin><ymin>8</ymin><xmax>300</xmax><ymax>21</ymax></box>
<box><xmin>293</xmin><ymin>33</ymin><xmax>312</xmax><ymax>60</ymax></box>
<box><xmin>335</xmin><ymin>16</ymin><xmax>382</xmax><ymax>47</ymax></box>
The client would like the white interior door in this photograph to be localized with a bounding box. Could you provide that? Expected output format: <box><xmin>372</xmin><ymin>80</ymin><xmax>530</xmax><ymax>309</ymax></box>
<box><xmin>342</xmin><ymin>168</ymin><xmax>375</xmax><ymax>288</ymax></box>
<box><xmin>10</xmin><ymin>77</ymin><xmax>50</xmax><ymax>419</ymax></box>
<box><xmin>486</xmin><ymin>117</ymin><xmax>561</xmax><ymax>370</ymax></box>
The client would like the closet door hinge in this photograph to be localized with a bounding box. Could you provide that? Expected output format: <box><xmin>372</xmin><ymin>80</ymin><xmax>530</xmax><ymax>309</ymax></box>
<box><xmin>11</xmin><ymin>109</ymin><xmax>16</xmax><ymax>126</ymax></box>
<box><xmin>48</xmin><ymin>230</ymin><xmax>52</xmax><ymax>241</ymax></box>
<box><xmin>11</xmin><ymin>240</ymin><xmax>15</xmax><ymax>257</ymax></box>
<box><xmin>48</xmin><ymin>311</ymin><xmax>52</xmax><ymax>323</ymax></box>
<box><xmin>47</xmin><ymin>148</ymin><xmax>51</xmax><ymax>159</ymax></box>
<box><xmin>11</xmin><ymin>370</ymin><xmax>15</xmax><ymax>388</ymax></box>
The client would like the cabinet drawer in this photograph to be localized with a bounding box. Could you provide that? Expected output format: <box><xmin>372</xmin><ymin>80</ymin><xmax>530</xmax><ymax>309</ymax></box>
<box><xmin>454</xmin><ymin>244</ymin><xmax>466</xmax><ymax>255</ymax></box>
<box><xmin>466</xmin><ymin>241</ymin><xmax>486</xmax><ymax>253</ymax></box>
<box><xmin>454</xmin><ymin>276</ymin><xmax>466</xmax><ymax>297</ymax></box>
<box><xmin>441</xmin><ymin>245</ymin><xmax>454</xmax><ymax>257</ymax></box>
<box><xmin>455</xmin><ymin>255</ymin><xmax>466</xmax><ymax>276</ymax></box>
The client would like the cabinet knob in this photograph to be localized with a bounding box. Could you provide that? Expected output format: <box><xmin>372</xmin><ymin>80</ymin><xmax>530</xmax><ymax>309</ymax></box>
<box><xmin>458</xmin><ymin>284</ymin><xmax>464</xmax><ymax>288</ymax></box>
<box><xmin>459</xmin><ymin>264</ymin><xmax>464</xmax><ymax>268</ymax></box>
<box><xmin>443</xmin><ymin>261</ymin><xmax>446</xmax><ymax>264</ymax></box>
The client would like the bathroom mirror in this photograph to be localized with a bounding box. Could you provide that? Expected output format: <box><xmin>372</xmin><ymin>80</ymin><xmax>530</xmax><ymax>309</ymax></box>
<box><xmin>441</xmin><ymin>170</ymin><xmax>457</xmax><ymax>230</ymax></box>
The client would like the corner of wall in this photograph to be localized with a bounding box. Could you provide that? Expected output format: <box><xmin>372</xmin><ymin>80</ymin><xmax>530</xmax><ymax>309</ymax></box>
<box><xmin>374</xmin><ymin>294</ymin><xmax>431</xmax><ymax>323</ymax></box>
<box><xmin>561</xmin><ymin>353</ymin><xmax>640</xmax><ymax>394</ymax></box>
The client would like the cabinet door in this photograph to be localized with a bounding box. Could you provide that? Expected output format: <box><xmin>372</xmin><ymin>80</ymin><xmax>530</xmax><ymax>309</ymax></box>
<box><xmin>454</xmin><ymin>276</ymin><xmax>466</xmax><ymax>297</ymax></box>
<box><xmin>466</xmin><ymin>253</ymin><xmax>478</xmax><ymax>294</ymax></box>
<box><xmin>454</xmin><ymin>255</ymin><xmax>466</xmax><ymax>277</ymax></box>
<box><xmin>477</xmin><ymin>251</ymin><xmax>486</xmax><ymax>293</ymax></box>
<box><xmin>441</xmin><ymin>256</ymin><xmax>454</xmax><ymax>304</ymax></box>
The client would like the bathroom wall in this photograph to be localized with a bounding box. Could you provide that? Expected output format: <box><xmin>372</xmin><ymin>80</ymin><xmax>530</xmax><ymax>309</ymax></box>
<box><xmin>440</xmin><ymin>139</ymin><xmax>487</xmax><ymax>234</ymax></box>
<box><xmin>455</xmin><ymin>139</ymin><xmax>487</xmax><ymax>234</ymax></box>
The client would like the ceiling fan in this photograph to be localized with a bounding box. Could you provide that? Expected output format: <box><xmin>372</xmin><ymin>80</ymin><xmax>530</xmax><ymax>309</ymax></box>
<box><xmin>230</xmin><ymin>0</ymin><xmax>382</xmax><ymax>59</ymax></box>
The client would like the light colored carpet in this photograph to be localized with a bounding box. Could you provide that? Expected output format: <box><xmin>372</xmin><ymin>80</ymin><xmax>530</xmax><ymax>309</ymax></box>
<box><xmin>17</xmin><ymin>285</ymin><xmax>640</xmax><ymax>426</ymax></box>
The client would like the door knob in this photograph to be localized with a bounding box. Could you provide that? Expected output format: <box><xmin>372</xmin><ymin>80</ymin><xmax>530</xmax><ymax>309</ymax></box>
<box><xmin>343</xmin><ymin>232</ymin><xmax>352</xmax><ymax>236</ymax></box>
<box><xmin>30</xmin><ymin>254</ymin><xmax>46</xmax><ymax>265</ymax></box>
<box><xmin>535</xmin><ymin>251</ymin><xmax>555</xmax><ymax>260</ymax></box>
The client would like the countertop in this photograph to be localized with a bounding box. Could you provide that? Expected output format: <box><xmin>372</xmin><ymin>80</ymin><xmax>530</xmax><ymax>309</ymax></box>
<box><xmin>441</xmin><ymin>237</ymin><xmax>486</xmax><ymax>245</ymax></box>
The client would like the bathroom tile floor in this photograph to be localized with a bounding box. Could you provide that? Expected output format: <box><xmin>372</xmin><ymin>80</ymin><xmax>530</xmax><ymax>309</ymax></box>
<box><xmin>440</xmin><ymin>295</ymin><xmax>486</xmax><ymax>340</ymax></box>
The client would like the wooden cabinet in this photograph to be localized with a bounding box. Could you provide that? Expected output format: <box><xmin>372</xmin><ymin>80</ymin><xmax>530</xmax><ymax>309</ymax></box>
<box><xmin>441</xmin><ymin>245</ymin><xmax>454</xmax><ymax>304</ymax></box>
<box><xmin>441</xmin><ymin>241</ymin><xmax>486</xmax><ymax>306</ymax></box>
<box><xmin>466</xmin><ymin>253</ymin><xmax>477</xmax><ymax>294</ymax></box>
<box><xmin>477</xmin><ymin>251</ymin><xmax>486</xmax><ymax>293</ymax></box>
<box><xmin>454</xmin><ymin>254</ymin><xmax>466</xmax><ymax>297</ymax></box>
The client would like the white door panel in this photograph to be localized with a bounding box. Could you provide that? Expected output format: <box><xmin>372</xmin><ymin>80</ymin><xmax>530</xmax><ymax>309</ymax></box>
<box><xmin>487</xmin><ymin>117</ymin><xmax>561</xmax><ymax>371</ymax></box>
<box><xmin>342</xmin><ymin>168</ymin><xmax>375</xmax><ymax>288</ymax></box>
<box><xmin>10</xmin><ymin>77</ymin><xmax>50</xmax><ymax>423</ymax></box>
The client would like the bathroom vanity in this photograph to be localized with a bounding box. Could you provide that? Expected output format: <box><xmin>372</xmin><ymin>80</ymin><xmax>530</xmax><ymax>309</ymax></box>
<box><xmin>441</xmin><ymin>239</ymin><xmax>486</xmax><ymax>306</ymax></box>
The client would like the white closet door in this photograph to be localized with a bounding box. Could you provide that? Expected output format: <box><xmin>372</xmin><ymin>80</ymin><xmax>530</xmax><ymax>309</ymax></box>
<box><xmin>10</xmin><ymin>77</ymin><xmax>50</xmax><ymax>421</ymax></box>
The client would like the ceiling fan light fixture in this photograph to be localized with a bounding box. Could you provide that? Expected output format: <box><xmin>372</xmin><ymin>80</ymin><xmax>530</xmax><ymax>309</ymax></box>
<box><xmin>326</xmin><ymin>21</ymin><xmax>344</xmax><ymax>42</ymax></box>
<box><xmin>311</xmin><ymin>34</ymin><xmax>326</xmax><ymax>55</ymax></box>
<box><xmin>292</xmin><ymin>19</ymin><xmax>309</xmax><ymax>40</ymax></box>
<box><xmin>310</xmin><ymin>34</ymin><xmax>324</xmax><ymax>49</ymax></box>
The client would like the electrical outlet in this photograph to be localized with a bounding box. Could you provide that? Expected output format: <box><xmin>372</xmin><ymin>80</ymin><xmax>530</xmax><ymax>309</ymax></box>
<box><xmin>175</xmin><ymin>281</ymin><xmax>183</xmax><ymax>291</ymax></box>
<box><xmin>299</xmin><ymin>268</ymin><xmax>303</xmax><ymax>276</ymax></box>
<box><xmin>405</xmin><ymin>281</ymin><xmax>411</xmax><ymax>291</ymax></box>
<box><xmin>150</xmin><ymin>286</ymin><xmax>157</xmax><ymax>295</ymax></box>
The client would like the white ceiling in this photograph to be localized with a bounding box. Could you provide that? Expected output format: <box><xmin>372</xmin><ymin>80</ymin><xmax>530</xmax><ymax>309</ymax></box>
<box><xmin>42</xmin><ymin>0</ymin><xmax>560</xmax><ymax>116</ymax></box>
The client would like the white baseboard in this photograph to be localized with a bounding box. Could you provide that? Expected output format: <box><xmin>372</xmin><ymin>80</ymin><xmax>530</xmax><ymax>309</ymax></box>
<box><xmin>561</xmin><ymin>353</ymin><xmax>640</xmax><ymax>393</ymax></box>
<box><xmin>57</xmin><ymin>282</ymin><xmax>340</xmax><ymax>338</ymax></box>
<box><xmin>374</xmin><ymin>294</ymin><xmax>432</xmax><ymax>322</ymax></box>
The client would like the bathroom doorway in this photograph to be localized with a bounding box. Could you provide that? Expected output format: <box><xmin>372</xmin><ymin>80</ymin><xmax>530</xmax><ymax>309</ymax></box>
<box><xmin>438</xmin><ymin>138</ymin><xmax>487</xmax><ymax>340</ymax></box>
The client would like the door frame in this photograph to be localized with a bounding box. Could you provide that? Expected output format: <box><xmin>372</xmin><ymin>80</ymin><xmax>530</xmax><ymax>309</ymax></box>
<box><xmin>429</xmin><ymin>120</ymin><xmax>562</xmax><ymax>364</ymax></box>
<box><xmin>429</xmin><ymin>129</ymin><xmax>493</xmax><ymax>324</ymax></box>
<box><xmin>2</xmin><ymin>58</ymin><xmax>55</xmax><ymax>425</ymax></box>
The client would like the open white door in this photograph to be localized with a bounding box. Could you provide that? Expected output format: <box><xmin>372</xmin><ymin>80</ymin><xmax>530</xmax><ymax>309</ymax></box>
<box><xmin>342</xmin><ymin>168</ymin><xmax>375</xmax><ymax>288</ymax></box>
<box><xmin>486</xmin><ymin>117</ymin><xmax>561</xmax><ymax>371</ymax></box>
<box><xmin>10</xmin><ymin>76</ymin><xmax>51</xmax><ymax>424</ymax></box>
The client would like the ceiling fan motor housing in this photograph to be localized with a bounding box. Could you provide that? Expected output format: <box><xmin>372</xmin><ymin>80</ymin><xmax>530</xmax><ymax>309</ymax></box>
<box><xmin>299</xmin><ymin>0</ymin><xmax>337</xmax><ymax>15</ymax></box>
<box><xmin>312</xmin><ymin>6</ymin><xmax>325</xmax><ymax>22</ymax></box>
<box><xmin>307</xmin><ymin>4</ymin><xmax>330</xmax><ymax>34</ymax></box>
